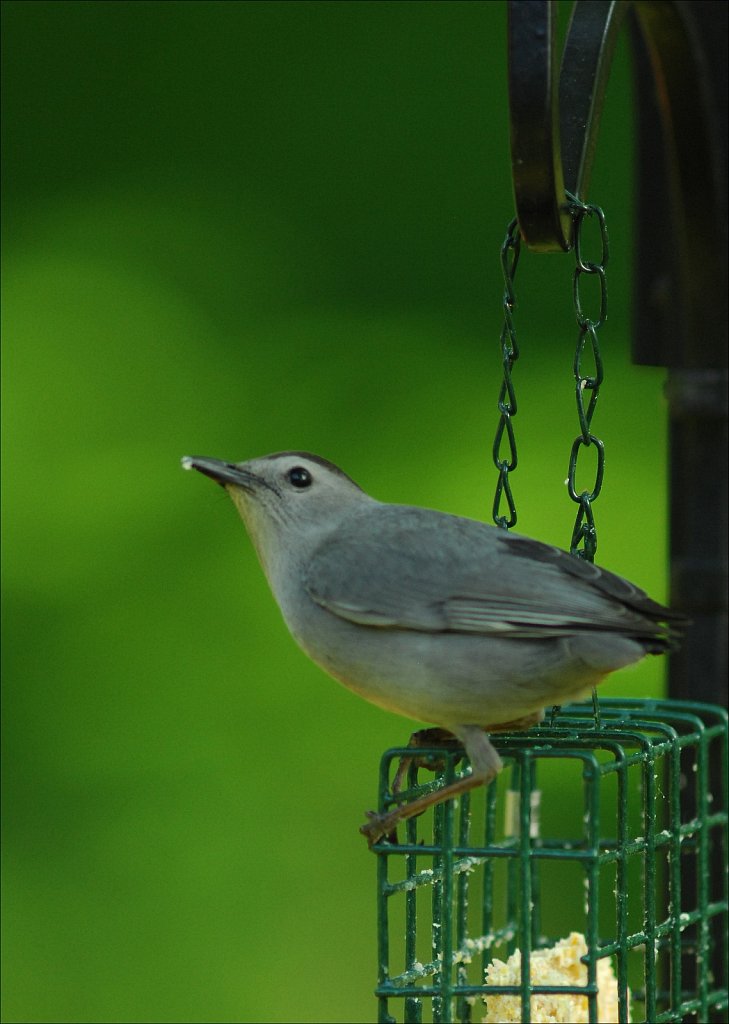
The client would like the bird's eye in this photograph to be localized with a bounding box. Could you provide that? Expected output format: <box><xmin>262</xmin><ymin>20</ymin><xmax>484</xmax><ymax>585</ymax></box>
<box><xmin>287</xmin><ymin>466</ymin><xmax>312</xmax><ymax>489</ymax></box>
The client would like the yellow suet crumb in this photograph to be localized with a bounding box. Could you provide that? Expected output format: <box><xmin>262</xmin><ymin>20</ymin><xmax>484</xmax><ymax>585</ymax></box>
<box><xmin>482</xmin><ymin>931</ymin><xmax>629</xmax><ymax>1023</ymax></box>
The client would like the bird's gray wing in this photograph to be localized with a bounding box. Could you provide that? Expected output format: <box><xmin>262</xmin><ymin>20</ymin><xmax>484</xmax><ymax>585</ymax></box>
<box><xmin>303</xmin><ymin>503</ymin><xmax>682</xmax><ymax>646</ymax></box>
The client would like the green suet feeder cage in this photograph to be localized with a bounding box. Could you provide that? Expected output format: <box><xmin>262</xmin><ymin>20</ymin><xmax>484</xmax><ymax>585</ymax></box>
<box><xmin>372</xmin><ymin>700</ymin><xmax>728</xmax><ymax>1023</ymax></box>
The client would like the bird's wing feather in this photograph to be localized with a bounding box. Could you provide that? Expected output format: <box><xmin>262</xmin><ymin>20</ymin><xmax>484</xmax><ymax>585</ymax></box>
<box><xmin>303</xmin><ymin>503</ymin><xmax>681</xmax><ymax>643</ymax></box>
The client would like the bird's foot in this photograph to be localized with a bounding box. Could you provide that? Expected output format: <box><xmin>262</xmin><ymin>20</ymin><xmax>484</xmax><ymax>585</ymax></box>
<box><xmin>359</xmin><ymin>808</ymin><xmax>403</xmax><ymax>847</ymax></box>
<box><xmin>360</xmin><ymin>729</ymin><xmax>465</xmax><ymax>847</ymax></box>
<box><xmin>360</xmin><ymin>767</ymin><xmax>491</xmax><ymax>848</ymax></box>
<box><xmin>390</xmin><ymin>727</ymin><xmax>464</xmax><ymax>794</ymax></box>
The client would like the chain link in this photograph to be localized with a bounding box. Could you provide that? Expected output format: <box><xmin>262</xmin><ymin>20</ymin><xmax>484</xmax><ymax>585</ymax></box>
<box><xmin>492</xmin><ymin>217</ymin><xmax>521</xmax><ymax>529</ymax></box>
<box><xmin>565</xmin><ymin>195</ymin><xmax>609</xmax><ymax>563</ymax></box>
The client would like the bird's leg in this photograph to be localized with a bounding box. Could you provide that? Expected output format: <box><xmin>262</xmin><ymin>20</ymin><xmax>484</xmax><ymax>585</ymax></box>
<box><xmin>360</xmin><ymin>725</ymin><xmax>503</xmax><ymax>847</ymax></box>
<box><xmin>390</xmin><ymin>727</ymin><xmax>464</xmax><ymax>796</ymax></box>
<box><xmin>360</xmin><ymin>769</ymin><xmax>492</xmax><ymax>847</ymax></box>
<box><xmin>377</xmin><ymin>728</ymin><xmax>465</xmax><ymax>844</ymax></box>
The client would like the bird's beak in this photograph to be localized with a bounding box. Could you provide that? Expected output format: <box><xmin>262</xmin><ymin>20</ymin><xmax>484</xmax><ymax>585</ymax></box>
<box><xmin>181</xmin><ymin>456</ymin><xmax>257</xmax><ymax>490</ymax></box>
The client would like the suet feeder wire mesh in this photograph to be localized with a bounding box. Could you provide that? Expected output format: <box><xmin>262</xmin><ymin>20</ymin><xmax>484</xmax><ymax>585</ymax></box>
<box><xmin>372</xmin><ymin>699</ymin><xmax>728</xmax><ymax>1023</ymax></box>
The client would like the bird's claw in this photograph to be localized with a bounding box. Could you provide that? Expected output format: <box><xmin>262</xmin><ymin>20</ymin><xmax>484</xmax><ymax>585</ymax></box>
<box><xmin>362</xmin><ymin>729</ymin><xmax>467</xmax><ymax>846</ymax></box>
<box><xmin>360</xmin><ymin>810</ymin><xmax>399</xmax><ymax>847</ymax></box>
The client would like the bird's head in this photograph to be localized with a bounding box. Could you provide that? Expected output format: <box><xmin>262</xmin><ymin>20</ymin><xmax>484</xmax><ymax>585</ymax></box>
<box><xmin>182</xmin><ymin>451</ymin><xmax>368</xmax><ymax>577</ymax></box>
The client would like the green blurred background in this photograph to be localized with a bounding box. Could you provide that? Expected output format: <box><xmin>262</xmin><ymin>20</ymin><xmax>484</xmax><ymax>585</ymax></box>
<box><xmin>2</xmin><ymin>2</ymin><xmax>671</xmax><ymax>1021</ymax></box>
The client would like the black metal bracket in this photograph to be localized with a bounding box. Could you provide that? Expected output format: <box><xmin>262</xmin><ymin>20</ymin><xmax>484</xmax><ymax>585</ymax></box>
<box><xmin>508</xmin><ymin>0</ymin><xmax>626</xmax><ymax>253</ymax></box>
<box><xmin>507</xmin><ymin>0</ymin><xmax>727</xmax><ymax>705</ymax></box>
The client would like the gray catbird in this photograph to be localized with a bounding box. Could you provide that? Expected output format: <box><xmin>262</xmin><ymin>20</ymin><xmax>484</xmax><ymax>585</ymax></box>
<box><xmin>182</xmin><ymin>451</ymin><xmax>683</xmax><ymax>843</ymax></box>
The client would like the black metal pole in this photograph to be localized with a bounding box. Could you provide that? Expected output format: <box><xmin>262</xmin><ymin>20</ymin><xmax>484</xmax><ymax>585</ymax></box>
<box><xmin>630</xmin><ymin>1</ymin><xmax>728</xmax><ymax>707</ymax></box>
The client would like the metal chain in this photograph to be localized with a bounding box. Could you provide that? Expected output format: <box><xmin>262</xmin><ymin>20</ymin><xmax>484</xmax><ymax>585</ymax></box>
<box><xmin>492</xmin><ymin>217</ymin><xmax>521</xmax><ymax>529</ymax></box>
<box><xmin>565</xmin><ymin>195</ymin><xmax>609</xmax><ymax>729</ymax></box>
<box><xmin>565</xmin><ymin>194</ymin><xmax>609</xmax><ymax>563</ymax></box>
<box><xmin>493</xmin><ymin>201</ymin><xmax>608</xmax><ymax>728</ymax></box>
